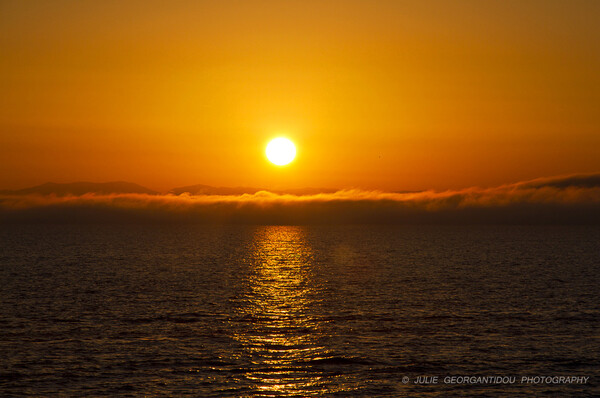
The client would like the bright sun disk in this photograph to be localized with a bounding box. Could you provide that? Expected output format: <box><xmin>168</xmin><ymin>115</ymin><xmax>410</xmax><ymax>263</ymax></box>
<box><xmin>266</xmin><ymin>137</ymin><xmax>296</xmax><ymax>166</ymax></box>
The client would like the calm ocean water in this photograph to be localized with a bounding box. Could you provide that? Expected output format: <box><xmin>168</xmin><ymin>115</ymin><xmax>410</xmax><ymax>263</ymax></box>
<box><xmin>1</xmin><ymin>225</ymin><xmax>599</xmax><ymax>397</ymax></box>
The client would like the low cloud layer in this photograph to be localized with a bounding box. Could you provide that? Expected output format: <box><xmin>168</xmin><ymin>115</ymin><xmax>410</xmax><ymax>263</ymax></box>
<box><xmin>1</xmin><ymin>174</ymin><xmax>599</xmax><ymax>224</ymax></box>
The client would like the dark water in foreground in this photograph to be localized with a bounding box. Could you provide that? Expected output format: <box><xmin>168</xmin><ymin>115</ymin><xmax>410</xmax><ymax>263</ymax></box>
<box><xmin>1</xmin><ymin>225</ymin><xmax>599</xmax><ymax>397</ymax></box>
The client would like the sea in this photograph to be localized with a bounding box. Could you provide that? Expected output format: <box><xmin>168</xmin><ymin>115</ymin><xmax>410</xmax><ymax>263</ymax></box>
<box><xmin>1</xmin><ymin>225</ymin><xmax>599</xmax><ymax>397</ymax></box>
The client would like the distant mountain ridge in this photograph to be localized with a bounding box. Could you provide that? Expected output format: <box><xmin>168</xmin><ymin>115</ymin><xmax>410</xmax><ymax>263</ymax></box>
<box><xmin>1</xmin><ymin>182</ymin><xmax>339</xmax><ymax>196</ymax></box>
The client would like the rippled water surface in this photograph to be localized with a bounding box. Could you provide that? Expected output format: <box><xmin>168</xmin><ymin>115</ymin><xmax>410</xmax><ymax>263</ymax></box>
<box><xmin>1</xmin><ymin>225</ymin><xmax>599</xmax><ymax>396</ymax></box>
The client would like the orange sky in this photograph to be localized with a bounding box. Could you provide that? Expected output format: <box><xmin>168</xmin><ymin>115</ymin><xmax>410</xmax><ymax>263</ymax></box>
<box><xmin>1</xmin><ymin>0</ymin><xmax>599</xmax><ymax>192</ymax></box>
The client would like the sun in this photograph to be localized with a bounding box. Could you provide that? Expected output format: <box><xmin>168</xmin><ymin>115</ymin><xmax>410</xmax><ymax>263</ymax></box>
<box><xmin>266</xmin><ymin>137</ymin><xmax>296</xmax><ymax>166</ymax></box>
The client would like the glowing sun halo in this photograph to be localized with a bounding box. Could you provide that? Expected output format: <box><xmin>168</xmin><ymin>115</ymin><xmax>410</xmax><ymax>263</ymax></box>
<box><xmin>266</xmin><ymin>137</ymin><xmax>296</xmax><ymax>166</ymax></box>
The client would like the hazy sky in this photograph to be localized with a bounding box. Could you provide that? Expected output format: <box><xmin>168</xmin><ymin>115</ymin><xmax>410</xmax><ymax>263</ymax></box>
<box><xmin>1</xmin><ymin>0</ymin><xmax>599</xmax><ymax>191</ymax></box>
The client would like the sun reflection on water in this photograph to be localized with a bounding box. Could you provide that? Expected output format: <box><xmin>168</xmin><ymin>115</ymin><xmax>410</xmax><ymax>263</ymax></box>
<box><xmin>232</xmin><ymin>226</ymin><xmax>331</xmax><ymax>396</ymax></box>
